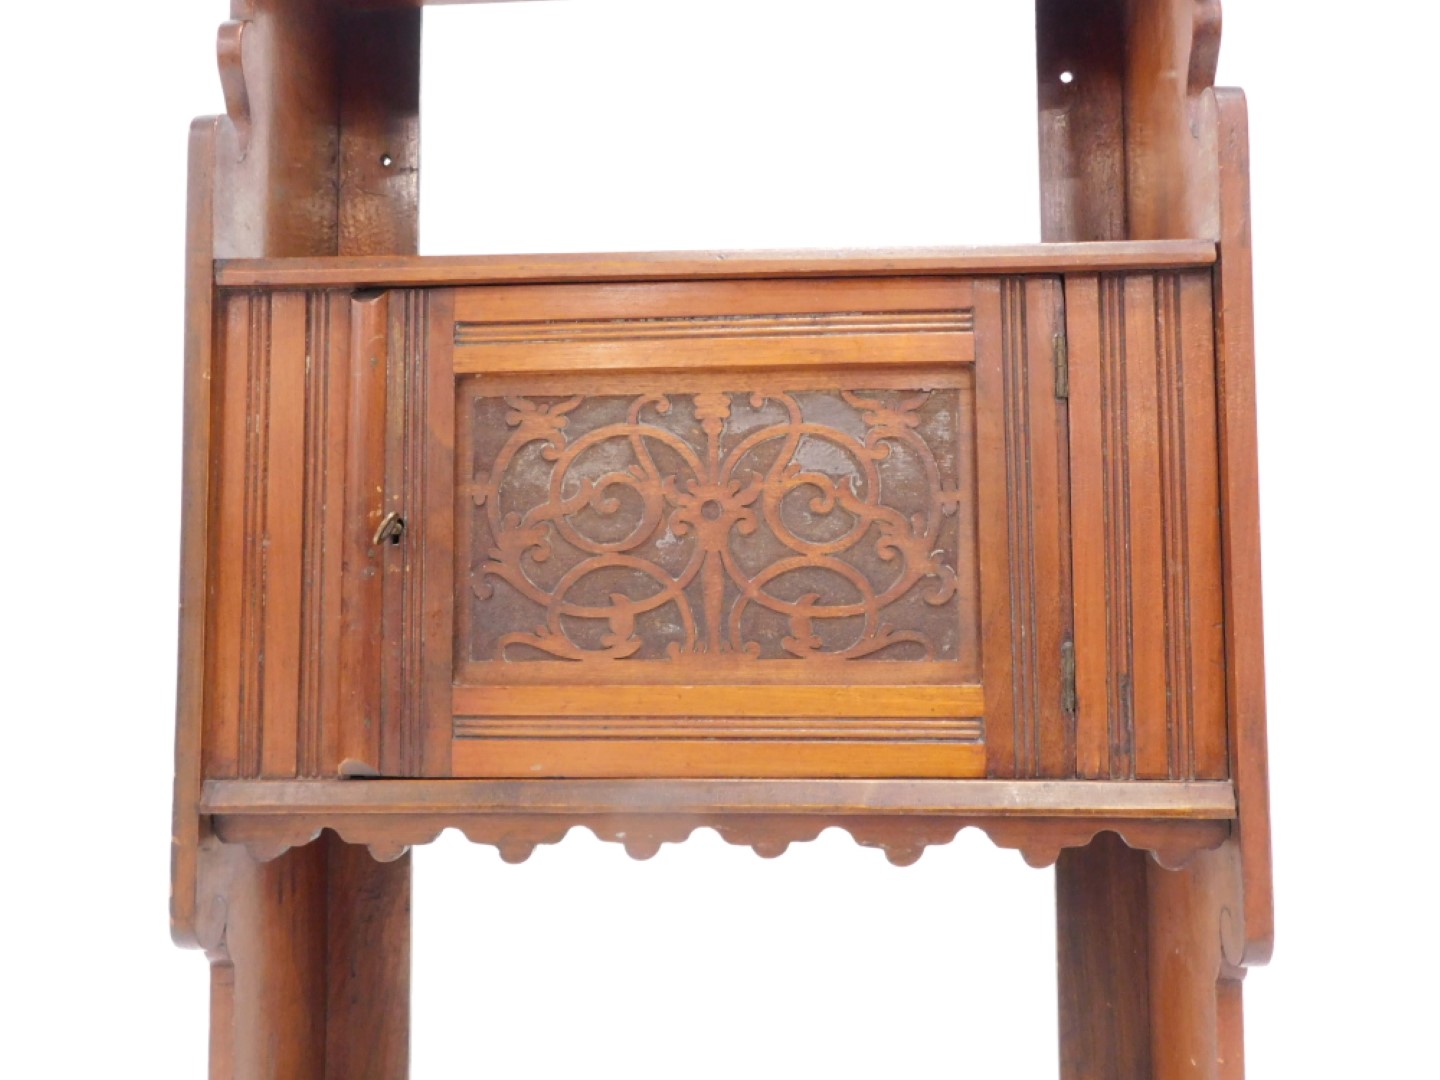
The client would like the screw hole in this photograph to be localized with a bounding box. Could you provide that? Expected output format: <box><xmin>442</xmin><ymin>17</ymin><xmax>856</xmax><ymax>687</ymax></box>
<box><xmin>380</xmin><ymin>153</ymin><xmax>394</xmax><ymax>168</ymax></box>
<box><xmin>1059</xmin><ymin>70</ymin><xmax>1074</xmax><ymax>85</ymax></box>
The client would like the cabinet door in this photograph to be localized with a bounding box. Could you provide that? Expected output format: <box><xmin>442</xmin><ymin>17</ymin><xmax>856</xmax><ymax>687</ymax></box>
<box><xmin>375</xmin><ymin>275</ymin><xmax>1075</xmax><ymax>780</ymax></box>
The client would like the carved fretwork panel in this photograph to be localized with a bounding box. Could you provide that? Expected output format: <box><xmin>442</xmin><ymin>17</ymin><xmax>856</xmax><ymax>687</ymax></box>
<box><xmin>1065</xmin><ymin>271</ymin><xmax>1228</xmax><ymax>780</ymax></box>
<box><xmin>457</xmin><ymin>385</ymin><xmax>976</xmax><ymax>669</ymax></box>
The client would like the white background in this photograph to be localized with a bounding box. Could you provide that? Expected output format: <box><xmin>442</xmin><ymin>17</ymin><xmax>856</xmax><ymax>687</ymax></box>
<box><xmin>4</xmin><ymin>2</ymin><xmax>1438</xmax><ymax>1076</ymax></box>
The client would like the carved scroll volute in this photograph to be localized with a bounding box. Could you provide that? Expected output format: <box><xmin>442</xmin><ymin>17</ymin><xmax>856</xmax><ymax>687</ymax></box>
<box><xmin>1186</xmin><ymin>0</ymin><xmax>1223</xmax><ymax>108</ymax></box>
<box><xmin>217</xmin><ymin>20</ymin><xmax>251</xmax><ymax>156</ymax></box>
<box><xmin>1123</xmin><ymin>0</ymin><xmax>1225</xmax><ymax>240</ymax></box>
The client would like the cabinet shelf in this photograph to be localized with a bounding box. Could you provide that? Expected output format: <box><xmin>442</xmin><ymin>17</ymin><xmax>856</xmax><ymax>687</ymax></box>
<box><xmin>201</xmin><ymin>778</ymin><xmax>1237</xmax><ymax>868</ymax></box>
<box><xmin>214</xmin><ymin>240</ymin><xmax>1217</xmax><ymax>289</ymax></box>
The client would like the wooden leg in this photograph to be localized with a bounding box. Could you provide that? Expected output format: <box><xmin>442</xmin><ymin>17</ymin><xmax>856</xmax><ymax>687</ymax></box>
<box><xmin>324</xmin><ymin>838</ymin><xmax>412</xmax><ymax>1078</ymax></box>
<box><xmin>201</xmin><ymin>833</ymin><xmax>411</xmax><ymax>1080</ymax></box>
<box><xmin>1057</xmin><ymin>831</ymin><xmax>1154</xmax><ymax>1078</ymax></box>
<box><xmin>208</xmin><ymin>956</ymin><xmax>236</xmax><ymax>1080</ymax></box>
<box><xmin>1215</xmin><ymin>981</ymin><xmax>1246</xmax><ymax>1080</ymax></box>
<box><xmin>1145</xmin><ymin>842</ymin><xmax>1246</xmax><ymax>1080</ymax></box>
<box><xmin>1057</xmin><ymin>834</ymin><xmax>1247</xmax><ymax>1080</ymax></box>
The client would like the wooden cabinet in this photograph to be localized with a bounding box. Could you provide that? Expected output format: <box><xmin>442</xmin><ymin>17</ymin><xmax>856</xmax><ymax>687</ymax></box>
<box><xmin>173</xmin><ymin>3</ymin><xmax>1273</xmax><ymax>1077</ymax></box>
<box><xmin>201</xmin><ymin>266</ymin><xmax>1227</xmax><ymax>785</ymax></box>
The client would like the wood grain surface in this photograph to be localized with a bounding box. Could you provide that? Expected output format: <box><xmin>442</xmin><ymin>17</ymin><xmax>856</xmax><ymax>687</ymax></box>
<box><xmin>176</xmin><ymin>6</ymin><xmax>424</xmax><ymax>1077</ymax></box>
<box><xmin>202</xmin><ymin>778</ymin><xmax>1237</xmax><ymax>818</ymax></box>
<box><xmin>216</xmin><ymin>241</ymin><xmax>1217</xmax><ymax>288</ymax></box>
<box><xmin>172</xmin><ymin>1</ymin><xmax>1273</xmax><ymax>1074</ymax></box>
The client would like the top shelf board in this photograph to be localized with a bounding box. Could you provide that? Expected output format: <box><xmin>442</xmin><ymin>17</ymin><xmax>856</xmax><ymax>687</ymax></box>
<box><xmin>215</xmin><ymin>241</ymin><xmax>1217</xmax><ymax>289</ymax></box>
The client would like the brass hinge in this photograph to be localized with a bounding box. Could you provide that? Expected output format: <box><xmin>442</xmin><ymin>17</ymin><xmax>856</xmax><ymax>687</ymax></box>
<box><xmin>1053</xmin><ymin>332</ymin><xmax>1070</xmax><ymax>400</ymax></box>
<box><xmin>1060</xmin><ymin>636</ymin><xmax>1077</xmax><ymax>717</ymax></box>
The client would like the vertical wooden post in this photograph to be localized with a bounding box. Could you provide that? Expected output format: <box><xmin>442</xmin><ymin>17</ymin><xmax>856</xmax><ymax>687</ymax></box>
<box><xmin>1144</xmin><ymin>846</ymin><xmax>1247</xmax><ymax>1080</ymax></box>
<box><xmin>199</xmin><ymin>837</ymin><xmax>412</xmax><ymax>1080</ymax></box>
<box><xmin>324</xmin><ymin>840</ymin><xmax>415</xmax><ymax>1078</ymax></box>
<box><xmin>1056</xmin><ymin>836</ymin><xmax>1249</xmax><ymax>1080</ymax></box>
<box><xmin>1056</xmin><ymin>832</ymin><xmax>1153</xmax><ymax>1078</ymax></box>
<box><xmin>1035</xmin><ymin>0</ymin><xmax>1127</xmax><ymax>243</ymax></box>
<box><xmin>176</xmin><ymin>2</ymin><xmax>422</xmax><ymax>1076</ymax></box>
<box><xmin>1037</xmin><ymin>7</ymin><xmax>1153</xmax><ymax>1070</ymax></box>
<box><xmin>1040</xmin><ymin>2</ymin><xmax>1268</xmax><ymax>1076</ymax></box>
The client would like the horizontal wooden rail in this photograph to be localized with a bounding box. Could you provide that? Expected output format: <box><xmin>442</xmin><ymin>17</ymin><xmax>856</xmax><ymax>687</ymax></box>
<box><xmin>202</xmin><ymin>778</ymin><xmax>1236</xmax><ymax>819</ymax></box>
<box><xmin>453</xmin><ymin>684</ymin><xmax>984</xmax><ymax>719</ymax></box>
<box><xmin>214</xmin><ymin>241</ymin><xmax>1217</xmax><ymax>289</ymax></box>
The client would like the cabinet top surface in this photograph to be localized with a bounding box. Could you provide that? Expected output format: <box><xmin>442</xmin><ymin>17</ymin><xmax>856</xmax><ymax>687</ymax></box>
<box><xmin>215</xmin><ymin>240</ymin><xmax>1217</xmax><ymax>289</ymax></box>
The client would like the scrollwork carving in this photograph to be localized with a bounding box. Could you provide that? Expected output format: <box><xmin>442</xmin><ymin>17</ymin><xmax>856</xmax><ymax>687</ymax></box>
<box><xmin>216</xmin><ymin>20</ymin><xmax>251</xmax><ymax>155</ymax></box>
<box><xmin>462</xmin><ymin>387</ymin><xmax>971</xmax><ymax>666</ymax></box>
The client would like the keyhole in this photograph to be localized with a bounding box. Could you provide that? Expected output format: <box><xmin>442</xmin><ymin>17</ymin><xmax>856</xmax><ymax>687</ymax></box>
<box><xmin>372</xmin><ymin>511</ymin><xmax>406</xmax><ymax>546</ymax></box>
